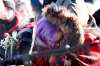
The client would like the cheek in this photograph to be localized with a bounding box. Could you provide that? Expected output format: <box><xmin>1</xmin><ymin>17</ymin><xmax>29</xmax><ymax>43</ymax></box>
<box><xmin>7</xmin><ymin>11</ymin><xmax>14</xmax><ymax>19</ymax></box>
<box><xmin>64</xmin><ymin>27</ymin><xmax>72</xmax><ymax>37</ymax></box>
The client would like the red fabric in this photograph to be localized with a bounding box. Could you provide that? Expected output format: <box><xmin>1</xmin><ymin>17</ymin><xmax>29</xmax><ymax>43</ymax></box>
<box><xmin>78</xmin><ymin>33</ymin><xmax>100</xmax><ymax>66</ymax></box>
<box><xmin>32</xmin><ymin>33</ymin><xmax>100</xmax><ymax>66</ymax></box>
<box><xmin>24</xmin><ymin>22</ymin><xmax>33</xmax><ymax>28</ymax></box>
<box><xmin>32</xmin><ymin>56</ymin><xmax>48</xmax><ymax>66</ymax></box>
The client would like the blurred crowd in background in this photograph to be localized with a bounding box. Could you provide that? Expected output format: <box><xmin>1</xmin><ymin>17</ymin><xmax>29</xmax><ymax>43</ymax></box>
<box><xmin>0</xmin><ymin>0</ymin><xmax>100</xmax><ymax>28</ymax></box>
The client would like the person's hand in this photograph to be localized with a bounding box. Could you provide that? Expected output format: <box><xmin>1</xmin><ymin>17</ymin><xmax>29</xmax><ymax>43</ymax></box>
<box><xmin>49</xmin><ymin>55</ymin><xmax>56</xmax><ymax>64</ymax></box>
<box><xmin>3</xmin><ymin>32</ymin><xmax>9</xmax><ymax>38</ymax></box>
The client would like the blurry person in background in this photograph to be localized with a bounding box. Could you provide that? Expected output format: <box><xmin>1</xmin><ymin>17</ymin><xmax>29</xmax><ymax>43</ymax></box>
<box><xmin>0</xmin><ymin>0</ymin><xmax>19</xmax><ymax>40</ymax></box>
<box><xmin>14</xmin><ymin>0</ymin><xmax>33</xmax><ymax>29</ymax></box>
<box><xmin>0</xmin><ymin>0</ymin><xmax>19</xmax><ymax>65</ymax></box>
<box><xmin>16</xmin><ymin>18</ymin><xmax>34</xmax><ymax>55</ymax></box>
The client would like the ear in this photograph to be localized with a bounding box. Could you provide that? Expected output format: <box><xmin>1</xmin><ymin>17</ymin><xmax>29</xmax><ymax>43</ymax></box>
<box><xmin>87</xmin><ymin>15</ymin><xmax>93</xmax><ymax>25</ymax></box>
<box><xmin>87</xmin><ymin>15</ymin><xmax>97</xmax><ymax>27</ymax></box>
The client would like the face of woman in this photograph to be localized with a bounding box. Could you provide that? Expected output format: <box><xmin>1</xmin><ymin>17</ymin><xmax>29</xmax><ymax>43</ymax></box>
<box><xmin>0</xmin><ymin>0</ymin><xmax>15</xmax><ymax>21</ymax></box>
<box><xmin>59</xmin><ymin>24</ymin><xmax>70</xmax><ymax>36</ymax></box>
